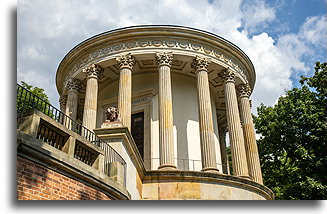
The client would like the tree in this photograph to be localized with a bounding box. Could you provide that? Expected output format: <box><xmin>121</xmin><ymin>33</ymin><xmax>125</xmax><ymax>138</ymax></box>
<box><xmin>253</xmin><ymin>62</ymin><xmax>327</xmax><ymax>200</ymax></box>
<box><xmin>17</xmin><ymin>81</ymin><xmax>52</xmax><ymax>113</ymax></box>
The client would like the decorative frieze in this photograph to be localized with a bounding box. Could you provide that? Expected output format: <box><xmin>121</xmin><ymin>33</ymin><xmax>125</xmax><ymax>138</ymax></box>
<box><xmin>66</xmin><ymin>39</ymin><xmax>247</xmax><ymax>83</ymax></box>
<box><xmin>155</xmin><ymin>52</ymin><xmax>173</xmax><ymax>67</ymax></box>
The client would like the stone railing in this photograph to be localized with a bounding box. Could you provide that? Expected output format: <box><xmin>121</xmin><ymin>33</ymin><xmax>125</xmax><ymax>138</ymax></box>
<box><xmin>17</xmin><ymin>83</ymin><xmax>127</xmax><ymax>188</ymax></box>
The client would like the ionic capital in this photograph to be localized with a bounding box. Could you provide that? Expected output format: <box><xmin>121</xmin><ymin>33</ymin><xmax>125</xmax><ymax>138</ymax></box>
<box><xmin>191</xmin><ymin>56</ymin><xmax>211</xmax><ymax>72</ymax></box>
<box><xmin>219</xmin><ymin>68</ymin><xmax>236</xmax><ymax>83</ymax></box>
<box><xmin>83</xmin><ymin>63</ymin><xmax>104</xmax><ymax>80</ymax></box>
<box><xmin>65</xmin><ymin>78</ymin><xmax>81</xmax><ymax>93</ymax></box>
<box><xmin>238</xmin><ymin>84</ymin><xmax>251</xmax><ymax>98</ymax></box>
<box><xmin>116</xmin><ymin>53</ymin><xmax>135</xmax><ymax>70</ymax></box>
<box><xmin>155</xmin><ymin>51</ymin><xmax>173</xmax><ymax>67</ymax></box>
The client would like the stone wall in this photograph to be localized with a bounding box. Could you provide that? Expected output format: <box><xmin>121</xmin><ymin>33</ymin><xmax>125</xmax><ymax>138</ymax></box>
<box><xmin>17</xmin><ymin>156</ymin><xmax>113</xmax><ymax>200</ymax></box>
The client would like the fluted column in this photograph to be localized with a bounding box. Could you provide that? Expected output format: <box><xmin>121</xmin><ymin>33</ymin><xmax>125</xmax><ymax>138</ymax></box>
<box><xmin>58</xmin><ymin>95</ymin><xmax>67</xmax><ymax>125</ymax></box>
<box><xmin>82</xmin><ymin>64</ymin><xmax>103</xmax><ymax>131</ymax></box>
<box><xmin>219</xmin><ymin>68</ymin><xmax>249</xmax><ymax>178</ymax></box>
<box><xmin>65</xmin><ymin>78</ymin><xmax>81</xmax><ymax>120</ymax></box>
<box><xmin>238</xmin><ymin>84</ymin><xmax>263</xmax><ymax>184</ymax></box>
<box><xmin>191</xmin><ymin>56</ymin><xmax>219</xmax><ymax>172</ymax></box>
<box><xmin>116</xmin><ymin>53</ymin><xmax>135</xmax><ymax>131</ymax></box>
<box><xmin>156</xmin><ymin>52</ymin><xmax>176</xmax><ymax>170</ymax></box>
<box><xmin>219</xmin><ymin>127</ymin><xmax>229</xmax><ymax>174</ymax></box>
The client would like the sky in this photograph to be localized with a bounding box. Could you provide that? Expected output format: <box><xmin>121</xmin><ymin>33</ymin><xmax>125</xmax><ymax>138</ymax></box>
<box><xmin>17</xmin><ymin>0</ymin><xmax>326</xmax><ymax>113</ymax></box>
<box><xmin>3</xmin><ymin>0</ymin><xmax>327</xmax><ymax>211</ymax></box>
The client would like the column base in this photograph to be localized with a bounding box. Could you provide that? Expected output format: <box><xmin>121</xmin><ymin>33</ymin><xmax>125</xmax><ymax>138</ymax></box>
<box><xmin>201</xmin><ymin>167</ymin><xmax>220</xmax><ymax>173</ymax></box>
<box><xmin>158</xmin><ymin>164</ymin><xmax>177</xmax><ymax>170</ymax></box>
<box><xmin>236</xmin><ymin>175</ymin><xmax>251</xmax><ymax>180</ymax></box>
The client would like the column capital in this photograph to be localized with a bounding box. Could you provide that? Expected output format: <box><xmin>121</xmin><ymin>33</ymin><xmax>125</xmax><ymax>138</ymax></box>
<box><xmin>59</xmin><ymin>95</ymin><xmax>67</xmax><ymax>109</ymax></box>
<box><xmin>238</xmin><ymin>84</ymin><xmax>251</xmax><ymax>98</ymax></box>
<box><xmin>65</xmin><ymin>78</ymin><xmax>81</xmax><ymax>93</ymax></box>
<box><xmin>155</xmin><ymin>51</ymin><xmax>173</xmax><ymax>67</ymax></box>
<box><xmin>219</xmin><ymin>68</ymin><xmax>236</xmax><ymax>83</ymax></box>
<box><xmin>116</xmin><ymin>53</ymin><xmax>135</xmax><ymax>70</ymax></box>
<box><xmin>191</xmin><ymin>56</ymin><xmax>211</xmax><ymax>72</ymax></box>
<box><xmin>83</xmin><ymin>63</ymin><xmax>104</xmax><ymax>80</ymax></box>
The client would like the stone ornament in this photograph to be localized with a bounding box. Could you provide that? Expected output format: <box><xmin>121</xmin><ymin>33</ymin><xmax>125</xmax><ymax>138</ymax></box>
<box><xmin>191</xmin><ymin>56</ymin><xmax>211</xmax><ymax>72</ymax></box>
<box><xmin>59</xmin><ymin>95</ymin><xmax>67</xmax><ymax>108</ymax></box>
<box><xmin>105</xmin><ymin>107</ymin><xmax>121</xmax><ymax>122</ymax></box>
<box><xmin>116</xmin><ymin>53</ymin><xmax>135</xmax><ymax>70</ymax></box>
<box><xmin>155</xmin><ymin>52</ymin><xmax>173</xmax><ymax>67</ymax></box>
<box><xmin>238</xmin><ymin>84</ymin><xmax>251</xmax><ymax>98</ymax></box>
<box><xmin>219</xmin><ymin>68</ymin><xmax>236</xmax><ymax>83</ymax></box>
<box><xmin>65</xmin><ymin>78</ymin><xmax>81</xmax><ymax>92</ymax></box>
<box><xmin>66</xmin><ymin>39</ymin><xmax>248</xmax><ymax>84</ymax></box>
<box><xmin>83</xmin><ymin>63</ymin><xmax>104</xmax><ymax>79</ymax></box>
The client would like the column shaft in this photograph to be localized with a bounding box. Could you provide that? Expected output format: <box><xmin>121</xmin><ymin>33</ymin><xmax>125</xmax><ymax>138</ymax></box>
<box><xmin>64</xmin><ymin>78</ymin><xmax>81</xmax><ymax>129</ymax></box>
<box><xmin>116</xmin><ymin>54</ymin><xmax>135</xmax><ymax>131</ymax></box>
<box><xmin>238</xmin><ymin>84</ymin><xmax>263</xmax><ymax>184</ymax></box>
<box><xmin>82</xmin><ymin>64</ymin><xmax>103</xmax><ymax>131</ymax></box>
<box><xmin>82</xmin><ymin>76</ymin><xmax>98</xmax><ymax>130</ymax></box>
<box><xmin>65</xmin><ymin>90</ymin><xmax>79</xmax><ymax>120</ymax></box>
<box><xmin>156</xmin><ymin>52</ymin><xmax>176</xmax><ymax>170</ymax></box>
<box><xmin>192</xmin><ymin>56</ymin><xmax>218</xmax><ymax>172</ymax></box>
<box><xmin>219</xmin><ymin>128</ymin><xmax>229</xmax><ymax>174</ymax></box>
<box><xmin>220</xmin><ymin>69</ymin><xmax>249</xmax><ymax>178</ymax></box>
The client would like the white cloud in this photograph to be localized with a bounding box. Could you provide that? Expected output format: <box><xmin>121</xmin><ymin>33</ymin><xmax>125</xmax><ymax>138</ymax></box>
<box><xmin>241</xmin><ymin>0</ymin><xmax>276</xmax><ymax>33</ymax></box>
<box><xmin>299</xmin><ymin>15</ymin><xmax>327</xmax><ymax>47</ymax></box>
<box><xmin>17</xmin><ymin>0</ymin><xmax>326</xmax><ymax>113</ymax></box>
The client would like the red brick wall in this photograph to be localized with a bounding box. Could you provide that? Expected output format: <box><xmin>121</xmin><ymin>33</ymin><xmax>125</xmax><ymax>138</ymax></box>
<box><xmin>17</xmin><ymin>156</ymin><xmax>113</xmax><ymax>200</ymax></box>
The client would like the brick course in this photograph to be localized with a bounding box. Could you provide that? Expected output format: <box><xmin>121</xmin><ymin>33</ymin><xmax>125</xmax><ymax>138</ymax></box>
<box><xmin>17</xmin><ymin>156</ymin><xmax>113</xmax><ymax>200</ymax></box>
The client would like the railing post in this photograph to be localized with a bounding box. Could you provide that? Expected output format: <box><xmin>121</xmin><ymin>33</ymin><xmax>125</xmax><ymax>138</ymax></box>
<box><xmin>62</xmin><ymin>136</ymin><xmax>76</xmax><ymax>156</ymax></box>
<box><xmin>17</xmin><ymin>111</ymin><xmax>41</xmax><ymax>138</ymax></box>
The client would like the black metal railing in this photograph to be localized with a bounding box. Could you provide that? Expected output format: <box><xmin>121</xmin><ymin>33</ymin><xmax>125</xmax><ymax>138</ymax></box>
<box><xmin>74</xmin><ymin>140</ymin><xmax>97</xmax><ymax>166</ymax></box>
<box><xmin>36</xmin><ymin>119</ymin><xmax>67</xmax><ymax>150</ymax></box>
<box><xmin>17</xmin><ymin>83</ymin><xmax>126</xmax><ymax>180</ymax></box>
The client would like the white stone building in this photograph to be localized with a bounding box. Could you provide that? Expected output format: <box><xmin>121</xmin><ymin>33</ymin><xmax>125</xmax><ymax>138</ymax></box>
<box><xmin>52</xmin><ymin>25</ymin><xmax>273</xmax><ymax>200</ymax></box>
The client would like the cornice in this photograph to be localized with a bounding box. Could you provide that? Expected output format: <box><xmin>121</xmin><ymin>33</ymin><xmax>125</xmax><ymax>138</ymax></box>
<box><xmin>56</xmin><ymin>26</ymin><xmax>256</xmax><ymax>95</ymax></box>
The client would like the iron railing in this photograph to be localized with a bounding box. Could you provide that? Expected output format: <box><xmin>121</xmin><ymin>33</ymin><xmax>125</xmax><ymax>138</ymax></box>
<box><xmin>145</xmin><ymin>157</ymin><xmax>232</xmax><ymax>173</ymax></box>
<box><xmin>17</xmin><ymin>83</ymin><xmax>126</xmax><ymax>181</ymax></box>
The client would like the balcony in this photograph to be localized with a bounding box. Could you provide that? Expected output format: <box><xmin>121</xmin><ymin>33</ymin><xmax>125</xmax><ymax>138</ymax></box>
<box><xmin>17</xmin><ymin>84</ymin><xmax>130</xmax><ymax>199</ymax></box>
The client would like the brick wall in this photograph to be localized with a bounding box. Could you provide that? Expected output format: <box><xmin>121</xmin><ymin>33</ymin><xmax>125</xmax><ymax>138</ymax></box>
<box><xmin>17</xmin><ymin>156</ymin><xmax>113</xmax><ymax>200</ymax></box>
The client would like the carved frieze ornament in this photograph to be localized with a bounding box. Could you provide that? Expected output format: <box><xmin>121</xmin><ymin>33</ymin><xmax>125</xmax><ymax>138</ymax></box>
<box><xmin>155</xmin><ymin>51</ymin><xmax>173</xmax><ymax>67</ymax></box>
<box><xmin>83</xmin><ymin>63</ymin><xmax>104</xmax><ymax>79</ymax></box>
<box><xmin>105</xmin><ymin>107</ymin><xmax>121</xmax><ymax>122</ymax></box>
<box><xmin>116</xmin><ymin>53</ymin><xmax>135</xmax><ymax>70</ymax></box>
<box><xmin>218</xmin><ymin>68</ymin><xmax>236</xmax><ymax>83</ymax></box>
<box><xmin>238</xmin><ymin>84</ymin><xmax>251</xmax><ymax>98</ymax></box>
<box><xmin>191</xmin><ymin>56</ymin><xmax>211</xmax><ymax>72</ymax></box>
<box><xmin>65</xmin><ymin>78</ymin><xmax>81</xmax><ymax>92</ymax></box>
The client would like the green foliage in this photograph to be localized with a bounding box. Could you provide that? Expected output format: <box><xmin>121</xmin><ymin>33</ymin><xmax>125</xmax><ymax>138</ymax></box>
<box><xmin>17</xmin><ymin>81</ymin><xmax>52</xmax><ymax>114</ymax></box>
<box><xmin>19</xmin><ymin>81</ymin><xmax>50</xmax><ymax>102</ymax></box>
<box><xmin>254</xmin><ymin>62</ymin><xmax>327</xmax><ymax>200</ymax></box>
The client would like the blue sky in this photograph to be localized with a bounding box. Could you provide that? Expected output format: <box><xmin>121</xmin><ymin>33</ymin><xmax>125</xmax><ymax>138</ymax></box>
<box><xmin>16</xmin><ymin>0</ymin><xmax>327</xmax><ymax>112</ymax></box>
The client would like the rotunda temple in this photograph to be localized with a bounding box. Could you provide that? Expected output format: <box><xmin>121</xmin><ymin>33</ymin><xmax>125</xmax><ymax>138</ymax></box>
<box><xmin>18</xmin><ymin>25</ymin><xmax>273</xmax><ymax>200</ymax></box>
